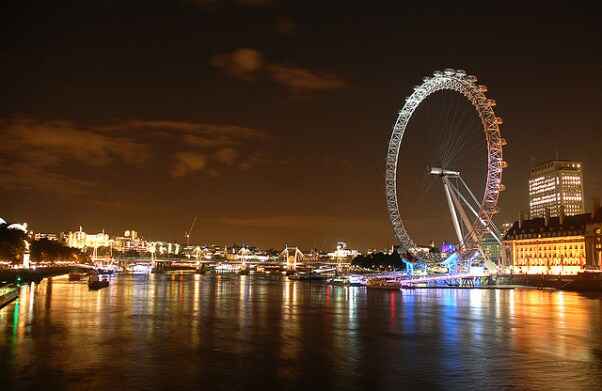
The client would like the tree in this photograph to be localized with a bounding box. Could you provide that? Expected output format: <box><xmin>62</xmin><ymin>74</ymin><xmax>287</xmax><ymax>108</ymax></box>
<box><xmin>31</xmin><ymin>238</ymin><xmax>84</xmax><ymax>263</ymax></box>
<box><xmin>0</xmin><ymin>223</ymin><xmax>27</xmax><ymax>263</ymax></box>
<box><xmin>351</xmin><ymin>251</ymin><xmax>404</xmax><ymax>270</ymax></box>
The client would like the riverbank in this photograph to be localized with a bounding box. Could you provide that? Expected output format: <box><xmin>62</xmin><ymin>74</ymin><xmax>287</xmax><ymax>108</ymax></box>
<box><xmin>0</xmin><ymin>284</ymin><xmax>19</xmax><ymax>309</ymax></box>
<box><xmin>497</xmin><ymin>272</ymin><xmax>602</xmax><ymax>292</ymax></box>
<box><xmin>0</xmin><ymin>267</ymin><xmax>72</xmax><ymax>284</ymax></box>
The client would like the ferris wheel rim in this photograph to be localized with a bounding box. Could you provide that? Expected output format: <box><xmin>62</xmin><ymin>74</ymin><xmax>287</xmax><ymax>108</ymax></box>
<box><xmin>385</xmin><ymin>68</ymin><xmax>505</xmax><ymax>258</ymax></box>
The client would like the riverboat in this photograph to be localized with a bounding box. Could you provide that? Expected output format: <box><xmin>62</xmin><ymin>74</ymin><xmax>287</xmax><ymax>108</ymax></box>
<box><xmin>366</xmin><ymin>279</ymin><xmax>401</xmax><ymax>290</ymax></box>
<box><xmin>327</xmin><ymin>277</ymin><xmax>349</xmax><ymax>285</ymax></box>
<box><xmin>288</xmin><ymin>272</ymin><xmax>328</xmax><ymax>281</ymax></box>
<box><xmin>88</xmin><ymin>274</ymin><xmax>109</xmax><ymax>290</ymax></box>
<box><xmin>68</xmin><ymin>272</ymin><xmax>86</xmax><ymax>281</ymax></box>
<box><xmin>126</xmin><ymin>263</ymin><xmax>152</xmax><ymax>274</ymax></box>
<box><xmin>348</xmin><ymin>275</ymin><xmax>367</xmax><ymax>286</ymax></box>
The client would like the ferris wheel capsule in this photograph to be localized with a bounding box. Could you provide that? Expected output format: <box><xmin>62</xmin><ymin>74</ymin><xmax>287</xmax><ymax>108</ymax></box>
<box><xmin>495</xmin><ymin>117</ymin><xmax>503</xmax><ymax>125</ymax></box>
<box><xmin>455</xmin><ymin>69</ymin><xmax>467</xmax><ymax>77</ymax></box>
<box><xmin>500</xmin><ymin>138</ymin><xmax>508</xmax><ymax>146</ymax></box>
<box><xmin>466</xmin><ymin>75</ymin><xmax>478</xmax><ymax>83</ymax></box>
<box><xmin>478</xmin><ymin>85</ymin><xmax>488</xmax><ymax>93</ymax></box>
<box><xmin>444</xmin><ymin>68</ymin><xmax>456</xmax><ymax>76</ymax></box>
<box><xmin>433</xmin><ymin>70</ymin><xmax>443</xmax><ymax>77</ymax></box>
<box><xmin>487</xmin><ymin>99</ymin><xmax>496</xmax><ymax>107</ymax></box>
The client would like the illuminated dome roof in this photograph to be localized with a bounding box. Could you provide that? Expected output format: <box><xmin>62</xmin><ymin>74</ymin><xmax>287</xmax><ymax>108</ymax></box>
<box><xmin>7</xmin><ymin>223</ymin><xmax>27</xmax><ymax>232</ymax></box>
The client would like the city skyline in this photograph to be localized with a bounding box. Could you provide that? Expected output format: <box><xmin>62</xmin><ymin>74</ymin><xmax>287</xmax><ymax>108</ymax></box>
<box><xmin>1</xmin><ymin>3</ymin><xmax>600</xmax><ymax>249</ymax></box>
<box><xmin>3</xmin><ymin>5</ymin><xmax>602</xmax><ymax>391</ymax></box>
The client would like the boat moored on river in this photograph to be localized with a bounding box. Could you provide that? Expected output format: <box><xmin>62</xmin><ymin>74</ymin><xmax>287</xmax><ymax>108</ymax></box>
<box><xmin>88</xmin><ymin>274</ymin><xmax>109</xmax><ymax>290</ymax></box>
<box><xmin>126</xmin><ymin>263</ymin><xmax>152</xmax><ymax>274</ymax></box>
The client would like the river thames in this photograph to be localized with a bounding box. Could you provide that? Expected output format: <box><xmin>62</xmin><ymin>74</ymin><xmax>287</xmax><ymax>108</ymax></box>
<box><xmin>1</xmin><ymin>273</ymin><xmax>601</xmax><ymax>390</ymax></box>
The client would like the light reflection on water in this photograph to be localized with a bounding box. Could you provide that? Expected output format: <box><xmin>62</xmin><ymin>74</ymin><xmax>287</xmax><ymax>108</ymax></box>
<box><xmin>1</xmin><ymin>273</ymin><xmax>602</xmax><ymax>391</ymax></box>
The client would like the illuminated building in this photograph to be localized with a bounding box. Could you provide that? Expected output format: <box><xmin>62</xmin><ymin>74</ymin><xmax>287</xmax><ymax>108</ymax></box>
<box><xmin>67</xmin><ymin>227</ymin><xmax>111</xmax><ymax>249</ymax></box>
<box><xmin>585</xmin><ymin>198</ymin><xmax>602</xmax><ymax>270</ymax></box>
<box><xmin>327</xmin><ymin>242</ymin><xmax>360</xmax><ymax>260</ymax></box>
<box><xmin>528</xmin><ymin>160</ymin><xmax>584</xmax><ymax>218</ymax></box>
<box><xmin>147</xmin><ymin>241</ymin><xmax>181</xmax><ymax>256</ymax></box>
<box><xmin>124</xmin><ymin>230</ymin><xmax>138</xmax><ymax>240</ymax></box>
<box><xmin>33</xmin><ymin>232</ymin><xmax>58</xmax><ymax>241</ymax></box>
<box><xmin>503</xmin><ymin>201</ymin><xmax>602</xmax><ymax>274</ymax></box>
<box><xmin>113</xmin><ymin>229</ymin><xmax>147</xmax><ymax>252</ymax></box>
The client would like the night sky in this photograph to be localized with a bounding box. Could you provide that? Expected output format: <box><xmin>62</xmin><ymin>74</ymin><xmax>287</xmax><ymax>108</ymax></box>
<box><xmin>1</xmin><ymin>2</ymin><xmax>600</xmax><ymax>250</ymax></box>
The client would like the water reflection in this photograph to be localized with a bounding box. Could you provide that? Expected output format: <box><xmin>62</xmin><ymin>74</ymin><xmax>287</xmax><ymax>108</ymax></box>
<box><xmin>1</xmin><ymin>274</ymin><xmax>601</xmax><ymax>390</ymax></box>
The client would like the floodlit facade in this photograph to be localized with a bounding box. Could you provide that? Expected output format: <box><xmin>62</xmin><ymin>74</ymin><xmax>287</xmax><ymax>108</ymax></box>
<box><xmin>529</xmin><ymin>160</ymin><xmax>584</xmax><ymax>218</ymax></box>
<box><xmin>503</xmin><ymin>204</ymin><xmax>602</xmax><ymax>274</ymax></box>
<box><xmin>148</xmin><ymin>241</ymin><xmax>181</xmax><ymax>256</ymax></box>
<box><xmin>585</xmin><ymin>224</ymin><xmax>602</xmax><ymax>270</ymax></box>
<box><xmin>113</xmin><ymin>229</ymin><xmax>147</xmax><ymax>253</ymax></box>
<box><xmin>33</xmin><ymin>232</ymin><xmax>59</xmax><ymax>241</ymax></box>
<box><xmin>585</xmin><ymin>199</ymin><xmax>602</xmax><ymax>270</ymax></box>
<box><xmin>67</xmin><ymin>227</ymin><xmax>111</xmax><ymax>249</ymax></box>
<box><xmin>327</xmin><ymin>242</ymin><xmax>360</xmax><ymax>260</ymax></box>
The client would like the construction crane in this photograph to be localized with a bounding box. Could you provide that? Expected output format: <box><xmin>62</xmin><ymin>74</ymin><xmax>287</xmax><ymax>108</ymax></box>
<box><xmin>185</xmin><ymin>216</ymin><xmax>197</xmax><ymax>247</ymax></box>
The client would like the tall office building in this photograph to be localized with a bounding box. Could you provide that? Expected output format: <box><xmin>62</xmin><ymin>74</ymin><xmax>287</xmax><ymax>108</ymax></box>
<box><xmin>529</xmin><ymin>160</ymin><xmax>584</xmax><ymax>218</ymax></box>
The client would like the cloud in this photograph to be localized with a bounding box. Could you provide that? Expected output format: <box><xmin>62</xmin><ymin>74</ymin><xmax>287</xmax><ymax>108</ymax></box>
<box><xmin>171</xmin><ymin>152</ymin><xmax>208</xmax><ymax>177</ymax></box>
<box><xmin>0</xmin><ymin>118</ymin><xmax>268</xmax><ymax>194</ymax></box>
<box><xmin>215</xmin><ymin>148</ymin><xmax>238</xmax><ymax>165</ymax></box>
<box><xmin>210</xmin><ymin>48</ymin><xmax>348</xmax><ymax>92</ymax></box>
<box><xmin>0</xmin><ymin>119</ymin><xmax>149</xmax><ymax>166</ymax></box>
<box><xmin>117</xmin><ymin>120</ymin><xmax>202</xmax><ymax>132</ymax></box>
<box><xmin>182</xmin><ymin>124</ymin><xmax>265</xmax><ymax>147</ymax></box>
<box><xmin>210</xmin><ymin>48</ymin><xmax>264</xmax><ymax>79</ymax></box>
<box><xmin>0</xmin><ymin>162</ymin><xmax>95</xmax><ymax>197</ymax></box>
<box><xmin>0</xmin><ymin>118</ymin><xmax>151</xmax><ymax>197</ymax></box>
<box><xmin>238</xmin><ymin>153</ymin><xmax>265</xmax><ymax>171</ymax></box>
<box><xmin>267</xmin><ymin>64</ymin><xmax>347</xmax><ymax>92</ymax></box>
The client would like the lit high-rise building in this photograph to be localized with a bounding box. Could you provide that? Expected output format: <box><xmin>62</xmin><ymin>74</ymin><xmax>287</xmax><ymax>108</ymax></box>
<box><xmin>528</xmin><ymin>160</ymin><xmax>584</xmax><ymax>218</ymax></box>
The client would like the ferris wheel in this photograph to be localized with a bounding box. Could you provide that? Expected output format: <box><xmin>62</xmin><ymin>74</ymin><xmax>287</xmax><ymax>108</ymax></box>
<box><xmin>385</xmin><ymin>68</ymin><xmax>507</xmax><ymax>262</ymax></box>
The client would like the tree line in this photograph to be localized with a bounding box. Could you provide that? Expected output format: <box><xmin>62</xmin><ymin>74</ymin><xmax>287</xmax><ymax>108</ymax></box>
<box><xmin>0</xmin><ymin>223</ymin><xmax>87</xmax><ymax>264</ymax></box>
<box><xmin>351</xmin><ymin>251</ymin><xmax>404</xmax><ymax>270</ymax></box>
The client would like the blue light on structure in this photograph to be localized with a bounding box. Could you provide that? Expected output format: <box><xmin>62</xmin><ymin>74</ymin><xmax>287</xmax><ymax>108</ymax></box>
<box><xmin>402</xmin><ymin>258</ymin><xmax>426</xmax><ymax>276</ymax></box>
<box><xmin>441</xmin><ymin>242</ymin><xmax>456</xmax><ymax>254</ymax></box>
<box><xmin>441</xmin><ymin>252</ymin><xmax>460</xmax><ymax>274</ymax></box>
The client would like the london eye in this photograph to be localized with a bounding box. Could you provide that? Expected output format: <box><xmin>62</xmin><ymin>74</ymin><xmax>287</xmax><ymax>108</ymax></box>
<box><xmin>385</xmin><ymin>68</ymin><xmax>507</xmax><ymax>271</ymax></box>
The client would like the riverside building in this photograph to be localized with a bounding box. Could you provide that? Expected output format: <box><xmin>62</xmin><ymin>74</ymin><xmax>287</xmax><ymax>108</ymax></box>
<box><xmin>503</xmin><ymin>200</ymin><xmax>602</xmax><ymax>275</ymax></box>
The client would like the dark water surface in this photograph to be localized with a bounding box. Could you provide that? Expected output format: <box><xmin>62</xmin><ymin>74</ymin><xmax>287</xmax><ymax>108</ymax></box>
<box><xmin>1</xmin><ymin>273</ymin><xmax>602</xmax><ymax>390</ymax></box>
